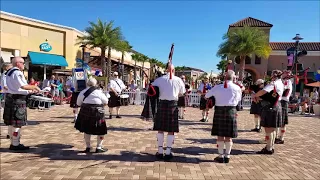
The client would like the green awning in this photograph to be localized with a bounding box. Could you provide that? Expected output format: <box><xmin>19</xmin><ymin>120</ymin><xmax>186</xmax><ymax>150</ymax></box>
<box><xmin>28</xmin><ymin>51</ymin><xmax>68</xmax><ymax>67</ymax></box>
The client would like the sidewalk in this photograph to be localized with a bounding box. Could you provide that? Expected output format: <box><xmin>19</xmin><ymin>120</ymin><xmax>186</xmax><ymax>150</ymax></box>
<box><xmin>1</xmin><ymin>104</ymin><xmax>320</xmax><ymax>180</ymax></box>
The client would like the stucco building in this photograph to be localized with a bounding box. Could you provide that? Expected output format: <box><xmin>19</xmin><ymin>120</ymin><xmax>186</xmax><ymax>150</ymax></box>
<box><xmin>0</xmin><ymin>11</ymin><xmax>150</xmax><ymax>85</ymax></box>
<box><xmin>228</xmin><ymin>17</ymin><xmax>320</xmax><ymax>93</ymax></box>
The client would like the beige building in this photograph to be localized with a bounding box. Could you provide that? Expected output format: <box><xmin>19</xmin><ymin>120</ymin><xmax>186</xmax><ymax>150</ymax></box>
<box><xmin>0</xmin><ymin>11</ymin><xmax>150</xmax><ymax>85</ymax></box>
<box><xmin>228</xmin><ymin>17</ymin><xmax>320</xmax><ymax>93</ymax></box>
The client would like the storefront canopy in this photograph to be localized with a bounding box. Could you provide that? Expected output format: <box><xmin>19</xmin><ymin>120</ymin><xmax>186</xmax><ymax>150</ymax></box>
<box><xmin>28</xmin><ymin>51</ymin><xmax>68</xmax><ymax>67</ymax></box>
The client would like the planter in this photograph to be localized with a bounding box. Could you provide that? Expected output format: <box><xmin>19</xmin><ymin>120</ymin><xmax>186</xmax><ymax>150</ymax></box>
<box><xmin>314</xmin><ymin>104</ymin><xmax>320</xmax><ymax>116</ymax></box>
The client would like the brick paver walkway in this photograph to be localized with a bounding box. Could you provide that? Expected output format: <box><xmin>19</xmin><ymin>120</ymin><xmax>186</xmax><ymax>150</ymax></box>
<box><xmin>1</xmin><ymin>104</ymin><xmax>320</xmax><ymax>180</ymax></box>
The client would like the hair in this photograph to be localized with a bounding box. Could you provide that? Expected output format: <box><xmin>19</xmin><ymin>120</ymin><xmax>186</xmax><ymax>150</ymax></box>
<box><xmin>2</xmin><ymin>62</ymin><xmax>12</xmax><ymax>69</ymax></box>
<box><xmin>272</xmin><ymin>70</ymin><xmax>282</xmax><ymax>79</ymax></box>
<box><xmin>226</xmin><ymin>70</ymin><xmax>235</xmax><ymax>81</ymax></box>
<box><xmin>87</xmin><ymin>77</ymin><xmax>97</xmax><ymax>87</ymax></box>
<box><xmin>255</xmin><ymin>79</ymin><xmax>265</xmax><ymax>85</ymax></box>
<box><xmin>11</xmin><ymin>57</ymin><xmax>24</xmax><ymax>64</ymax></box>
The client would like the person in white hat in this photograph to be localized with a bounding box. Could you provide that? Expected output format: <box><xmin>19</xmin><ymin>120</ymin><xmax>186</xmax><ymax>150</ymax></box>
<box><xmin>107</xmin><ymin>71</ymin><xmax>126</xmax><ymax>118</ymax></box>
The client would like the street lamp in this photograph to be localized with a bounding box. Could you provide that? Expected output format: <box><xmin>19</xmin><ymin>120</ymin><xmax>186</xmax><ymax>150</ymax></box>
<box><xmin>292</xmin><ymin>34</ymin><xmax>303</xmax><ymax>96</ymax></box>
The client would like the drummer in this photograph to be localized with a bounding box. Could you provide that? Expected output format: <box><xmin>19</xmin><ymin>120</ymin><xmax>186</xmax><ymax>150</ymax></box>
<box><xmin>108</xmin><ymin>72</ymin><xmax>126</xmax><ymax>119</ymax></box>
<box><xmin>1</xmin><ymin>63</ymin><xmax>13</xmax><ymax>139</ymax></box>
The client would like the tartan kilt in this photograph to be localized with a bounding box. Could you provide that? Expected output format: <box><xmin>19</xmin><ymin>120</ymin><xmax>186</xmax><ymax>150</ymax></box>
<box><xmin>70</xmin><ymin>92</ymin><xmax>80</xmax><ymax>108</ymax></box>
<box><xmin>211</xmin><ymin>106</ymin><xmax>238</xmax><ymax>138</ymax></box>
<box><xmin>153</xmin><ymin>100</ymin><xmax>179</xmax><ymax>132</ymax></box>
<box><xmin>75</xmin><ymin>103</ymin><xmax>107</xmax><ymax>135</ymax></box>
<box><xmin>260</xmin><ymin>101</ymin><xmax>283</xmax><ymax>128</ymax></box>
<box><xmin>108</xmin><ymin>92</ymin><xmax>121</xmax><ymax>108</ymax></box>
<box><xmin>141</xmin><ymin>96</ymin><xmax>153</xmax><ymax>120</ymax></box>
<box><xmin>178</xmin><ymin>96</ymin><xmax>186</xmax><ymax>107</ymax></box>
<box><xmin>250</xmin><ymin>101</ymin><xmax>262</xmax><ymax>115</ymax></box>
<box><xmin>200</xmin><ymin>96</ymin><xmax>207</xmax><ymax>110</ymax></box>
<box><xmin>281</xmin><ymin>100</ymin><xmax>289</xmax><ymax>125</ymax></box>
<box><xmin>3</xmin><ymin>94</ymin><xmax>28</xmax><ymax>127</ymax></box>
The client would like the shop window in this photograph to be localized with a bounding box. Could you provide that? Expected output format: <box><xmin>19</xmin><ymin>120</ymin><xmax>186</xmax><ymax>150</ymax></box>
<box><xmin>255</xmin><ymin>55</ymin><xmax>261</xmax><ymax>64</ymax></box>
<box><xmin>235</xmin><ymin>56</ymin><xmax>251</xmax><ymax>64</ymax></box>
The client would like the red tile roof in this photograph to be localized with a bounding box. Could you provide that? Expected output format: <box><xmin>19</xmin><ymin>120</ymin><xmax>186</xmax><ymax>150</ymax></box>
<box><xmin>269</xmin><ymin>42</ymin><xmax>320</xmax><ymax>51</ymax></box>
<box><xmin>229</xmin><ymin>17</ymin><xmax>273</xmax><ymax>27</ymax></box>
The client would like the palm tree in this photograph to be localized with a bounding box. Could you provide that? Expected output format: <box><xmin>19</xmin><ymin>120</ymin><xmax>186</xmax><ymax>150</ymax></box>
<box><xmin>77</xmin><ymin>19</ymin><xmax>123</xmax><ymax>83</ymax></box>
<box><xmin>116</xmin><ymin>40</ymin><xmax>132</xmax><ymax>81</ymax></box>
<box><xmin>131</xmin><ymin>53</ymin><xmax>142</xmax><ymax>83</ymax></box>
<box><xmin>216</xmin><ymin>26</ymin><xmax>271</xmax><ymax>80</ymax></box>
<box><xmin>140</xmin><ymin>55</ymin><xmax>149</xmax><ymax>87</ymax></box>
<box><xmin>216</xmin><ymin>59</ymin><xmax>228</xmax><ymax>73</ymax></box>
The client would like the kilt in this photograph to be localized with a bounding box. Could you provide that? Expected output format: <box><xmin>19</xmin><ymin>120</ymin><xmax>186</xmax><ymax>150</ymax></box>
<box><xmin>281</xmin><ymin>100</ymin><xmax>289</xmax><ymax>125</ymax></box>
<box><xmin>153</xmin><ymin>100</ymin><xmax>179</xmax><ymax>132</ymax></box>
<box><xmin>3</xmin><ymin>94</ymin><xmax>28</xmax><ymax>127</ymax></box>
<box><xmin>75</xmin><ymin>103</ymin><xmax>107</xmax><ymax>135</ymax></box>
<box><xmin>141</xmin><ymin>96</ymin><xmax>154</xmax><ymax>119</ymax></box>
<box><xmin>260</xmin><ymin>101</ymin><xmax>283</xmax><ymax>128</ymax></box>
<box><xmin>211</xmin><ymin>106</ymin><xmax>238</xmax><ymax>138</ymax></box>
<box><xmin>199</xmin><ymin>96</ymin><xmax>207</xmax><ymax>110</ymax></box>
<box><xmin>108</xmin><ymin>92</ymin><xmax>121</xmax><ymax>108</ymax></box>
<box><xmin>70</xmin><ymin>92</ymin><xmax>80</xmax><ymax>108</ymax></box>
<box><xmin>250</xmin><ymin>101</ymin><xmax>262</xmax><ymax>115</ymax></box>
<box><xmin>178</xmin><ymin>96</ymin><xmax>186</xmax><ymax>107</ymax></box>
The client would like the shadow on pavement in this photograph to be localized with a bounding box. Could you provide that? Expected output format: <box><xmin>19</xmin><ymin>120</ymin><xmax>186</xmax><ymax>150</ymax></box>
<box><xmin>108</xmin><ymin>126</ymin><xmax>145</xmax><ymax>132</ymax></box>
<box><xmin>179</xmin><ymin>119</ymin><xmax>211</xmax><ymax>126</ymax></box>
<box><xmin>0</xmin><ymin>143</ymin><xmax>221</xmax><ymax>164</ymax></box>
<box><xmin>173</xmin><ymin>146</ymin><xmax>255</xmax><ymax>156</ymax></box>
<box><xmin>186</xmin><ymin>138</ymin><xmax>261</xmax><ymax>145</ymax></box>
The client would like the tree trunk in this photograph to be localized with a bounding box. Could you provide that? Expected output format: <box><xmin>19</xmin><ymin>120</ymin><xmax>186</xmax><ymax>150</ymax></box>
<box><xmin>239</xmin><ymin>56</ymin><xmax>245</xmax><ymax>81</ymax></box>
<box><xmin>142</xmin><ymin>62</ymin><xmax>145</xmax><ymax>88</ymax></box>
<box><xmin>121</xmin><ymin>53</ymin><xmax>125</xmax><ymax>81</ymax></box>
<box><xmin>101</xmin><ymin>48</ymin><xmax>106</xmax><ymax>77</ymax></box>
<box><xmin>106</xmin><ymin>47</ymin><xmax>112</xmax><ymax>84</ymax></box>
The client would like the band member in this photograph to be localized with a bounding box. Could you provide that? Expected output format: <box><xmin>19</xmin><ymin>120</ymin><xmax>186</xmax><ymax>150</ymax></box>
<box><xmin>3</xmin><ymin>57</ymin><xmax>40</xmax><ymax>150</ymax></box>
<box><xmin>276</xmin><ymin>71</ymin><xmax>293</xmax><ymax>144</ymax></box>
<box><xmin>69</xmin><ymin>79</ymin><xmax>80</xmax><ymax>123</ymax></box>
<box><xmin>75</xmin><ymin>77</ymin><xmax>109</xmax><ymax>153</ymax></box>
<box><xmin>254</xmin><ymin>70</ymin><xmax>284</xmax><ymax>154</ymax></box>
<box><xmin>141</xmin><ymin>79</ymin><xmax>159</xmax><ymax>121</ymax></box>
<box><xmin>152</xmin><ymin>63</ymin><xmax>185</xmax><ymax>160</ymax></box>
<box><xmin>249</xmin><ymin>79</ymin><xmax>265</xmax><ymax>132</ymax></box>
<box><xmin>108</xmin><ymin>72</ymin><xmax>126</xmax><ymax>119</ymax></box>
<box><xmin>205</xmin><ymin>70</ymin><xmax>242</xmax><ymax>163</ymax></box>
<box><xmin>1</xmin><ymin>63</ymin><xmax>13</xmax><ymax>139</ymax></box>
<box><xmin>177</xmin><ymin>75</ymin><xmax>191</xmax><ymax>119</ymax></box>
<box><xmin>197</xmin><ymin>77</ymin><xmax>211</xmax><ymax>122</ymax></box>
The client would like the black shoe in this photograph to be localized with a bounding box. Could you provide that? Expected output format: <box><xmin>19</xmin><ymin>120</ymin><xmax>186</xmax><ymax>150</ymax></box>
<box><xmin>95</xmin><ymin>148</ymin><xmax>107</xmax><ymax>153</ymax></box>
<box><xmin>155</xmin><ymin>152</ymin><xmax>164</xmax><ymax>159</ymax></box>
<box><xmin>6</xmin><ymin>135</ymin><xmax>10</xmax><ymax>139</ymax></box>
<box><xmin>214</xmin><ymin>156</ymin><xmax>224</xmax><ymax>163</ymax></box>
<box><xmin>109</xmin><ymin>115</ymin><xmax>112</xmax><ymax>119</ymax></box>
<box><xmin>275</xmin><ymin>139</ymin><xmax>284</xmax><ymax>144</ymax></box>
<box><xmin>224</xmin><ymin>157</ymin><xmax>230</xmax><ymax>163</ymax></box>
<box><xmin>116</xmin><ymin>115</ymin><xmax>121</xmax><ymax>118</ymax></box>
<box><xmin>84</xmin><ymin>147</ymin><xmax>91</xmax><ymax>153</ymax></box>
<box><xmin>256</xmin><ymin>147</ymin><xmax>274</xmax><ymax>155</ymax></box>
<box><xmin>251</xmin><ymin>128</ymin><xmax>259</xmax><ymax>132</ymax></box>
<box><xmin>9</xmin><ymin>144</ymin><xmax>30</xmax><ymax>151</ymax></box>
<box><xmin>164</xmin><ymin>153</ymin><xmax>173</xmax><ymax>161</ymax></box>
<box><xmin>200</xmin><ymin>119</ymin><xmax>205</xmax><ymax>122</ymax></box>
<box><xmin>181</xmin><ymin>116</ymin><xmax>184</xmax><ymax>119</ymax></box>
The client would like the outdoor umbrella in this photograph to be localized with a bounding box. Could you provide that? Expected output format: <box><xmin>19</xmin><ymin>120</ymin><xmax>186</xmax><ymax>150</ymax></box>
<box><xmin>305</xmin><ymin>82</ymin><xmax>320</xmax><ymax>87</ymax></box>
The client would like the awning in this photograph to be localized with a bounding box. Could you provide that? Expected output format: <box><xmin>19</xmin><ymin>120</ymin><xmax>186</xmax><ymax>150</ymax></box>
<box><xmin>28</xmin><ymin>51</ymin><xmax>68</xmax><ymax>67</ymax></box>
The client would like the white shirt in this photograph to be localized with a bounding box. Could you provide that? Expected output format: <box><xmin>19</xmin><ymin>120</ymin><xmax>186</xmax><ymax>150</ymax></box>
<box><xmin>205</xmin><ymin>81</ymin><xmax>242</xmax><ymax>106</ymax></box>
<box><xmin>66</xmin><ymin>79</ymin><xmax>73</xmax><ymax>92</ymax></box>
<box><xmin>77</xmin><ymin>87</ymin><xmax>109</xmax><ymax>106</ymax></box>
<box><xmin>197</xmin><ymin>82</ymin><xmax>209</xmax><ymax>93</ymax></box>
<box><xmin>1</xmin><ymin>72</ymin><xmax>7</xmax><ymax>93</ymax></box>
<box><xmin>5</xmin><ymin>67</ymin><xmax>29</xmax><ymax>95</ymax></box>
<box><xmin>151</xmin><ymin>74</ymin><xmax>186</xmax><ymax>101</ymax></box>
<box><xmin>263</xmin><ymin>79</ymin><xmax>284</xmax><ymax>102</ymax></box>
<box><xmin>281</xmin><ymin>79</ymin><xmax>293</xmax><ymax>102</ymax></box>
<box><xmin>108</xmin><ymin>78</ymin><xmax>126</xmax><ymax>93</ymax></box>
<box><xmin>42</xmin><ymin>79</ymin><xmax>50</xmax><ymax>89</ymax></box>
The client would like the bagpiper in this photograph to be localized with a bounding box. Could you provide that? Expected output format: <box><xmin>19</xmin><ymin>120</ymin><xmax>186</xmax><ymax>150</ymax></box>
<box><xmin>177</xmin><ymin>75</ymin><xmax>191</xmax><ymax>119</ymax></box>
<box><xmin>249</xmin><ymin>79</ymin><xmax>265</xmax><ymax>132</ymax></box>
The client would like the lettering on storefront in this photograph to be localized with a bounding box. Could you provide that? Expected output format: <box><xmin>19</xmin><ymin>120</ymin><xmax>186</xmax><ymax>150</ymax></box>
<box><xmin>39</xmin><ymin>42</ymin><xmax>52</xmax><ymax>52</ymax></box>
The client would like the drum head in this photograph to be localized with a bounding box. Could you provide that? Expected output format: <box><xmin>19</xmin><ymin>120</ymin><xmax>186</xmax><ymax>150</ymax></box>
<box><xmin>120</xmin><ymin>94</ymin><xmax>129</xmax><ymax>98</ymax></box>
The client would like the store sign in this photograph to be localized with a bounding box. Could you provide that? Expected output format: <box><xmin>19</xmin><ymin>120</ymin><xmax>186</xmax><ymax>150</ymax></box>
<box><xmin>39</xmin><ymin>42</ymin><xmax>52</xmax><ymax>52</ymax></box>
<box><xmin>75</xmin><ymin>71</ymin><xmax>85</xmax><ymax>80</ymax></box>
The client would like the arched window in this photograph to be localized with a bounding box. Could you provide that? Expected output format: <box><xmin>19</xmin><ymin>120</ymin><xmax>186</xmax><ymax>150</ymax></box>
<box><xmin>235</xmin><ymin>56</ymin><xmax>251</xmax><ymax>64</ymax></box>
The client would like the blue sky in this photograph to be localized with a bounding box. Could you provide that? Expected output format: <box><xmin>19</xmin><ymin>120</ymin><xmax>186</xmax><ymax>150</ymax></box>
<box><xmin>1</xmin><ymin>1</ymin><xmax>320</xmax><ymax>73</ymax></box>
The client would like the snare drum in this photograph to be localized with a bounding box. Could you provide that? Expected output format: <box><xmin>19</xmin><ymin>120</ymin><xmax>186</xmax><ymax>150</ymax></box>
<box><xmin>119</xmin><ymin>94</ymin><xmax>129</xmax><ymax>106</ymax></box>
<box><xmin>29</xmin><ymin>95</ymin><xmax>53</xmax><ymax>110</ymax></box>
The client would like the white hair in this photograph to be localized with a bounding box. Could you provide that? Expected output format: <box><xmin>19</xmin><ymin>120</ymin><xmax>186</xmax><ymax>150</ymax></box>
<box><xmin>87</xmin><ymin>77</ymin><xmax>97</xmax><ymax>87</ymax></box>
<box><xmin>255</xmin><ymin>79</ymin><xmax>265</xmax><ymax>85</ymax></box>
<box><xmin>226</xmin><ymin>70</ymin><xmax>235</xmax><ymax>80</ymax></box>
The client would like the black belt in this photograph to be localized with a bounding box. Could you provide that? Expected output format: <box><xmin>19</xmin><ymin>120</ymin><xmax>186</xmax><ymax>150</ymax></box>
<box><xmin>7</xmin><ymin>94</ymin><xmax>27</xmax><ymax>99</ymax></box>
<box><xmin>159</xmin><ymin>100</ymin><xmax>177</xmax><ymax>102</ymax></box>
<box><xmin>215</xmin><ymin>106</ymin><xmax>236</xmax><ymax>108</ymax></box>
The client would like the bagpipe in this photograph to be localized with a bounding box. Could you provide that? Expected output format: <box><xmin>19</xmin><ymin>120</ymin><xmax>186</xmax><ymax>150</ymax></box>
<box><xmin>258</xmin><ymin>71</ymin><xmax>283</xmax><ymax>108</ymax></box>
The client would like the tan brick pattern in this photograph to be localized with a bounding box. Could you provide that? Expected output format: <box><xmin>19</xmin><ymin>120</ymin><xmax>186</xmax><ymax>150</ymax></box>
<box><xmin>1</xmin><ymin>105</ymin><xmax>320</xmax><ymax>179</ymax></box>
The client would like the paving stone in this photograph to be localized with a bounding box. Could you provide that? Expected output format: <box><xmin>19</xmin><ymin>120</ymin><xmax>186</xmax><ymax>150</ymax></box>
<box><xmin>1</xmin><ymin>104</ymin><xmax>320</xmax><ymax>179</ymax></box>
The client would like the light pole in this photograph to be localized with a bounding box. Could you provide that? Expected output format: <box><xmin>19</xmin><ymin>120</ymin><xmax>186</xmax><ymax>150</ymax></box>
<box><xmin>292</xmin><ymin>34</ymin><xmax>303</xmax><ymax>96</ymax></box>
